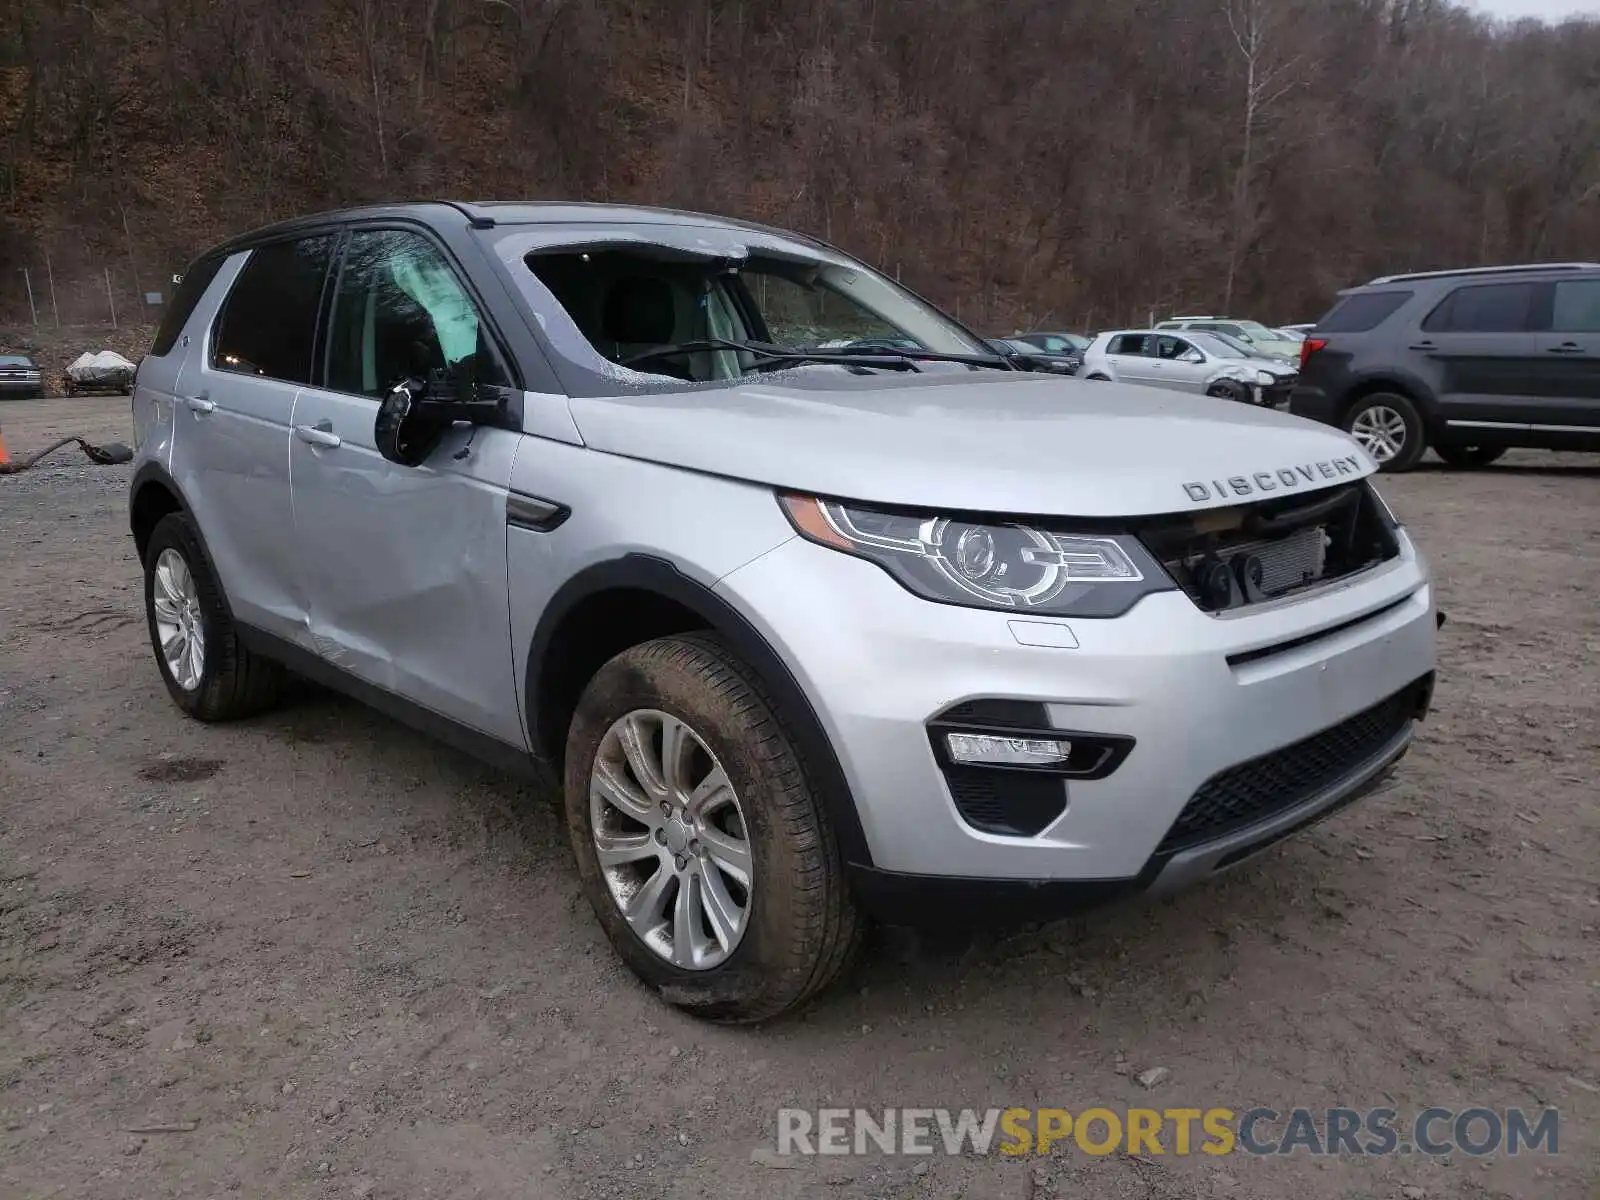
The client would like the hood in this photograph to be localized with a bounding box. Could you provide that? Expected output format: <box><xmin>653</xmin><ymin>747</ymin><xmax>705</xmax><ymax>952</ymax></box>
<box><xmin>1211</xmin><ymin>356</ymin><xmax>1297</xmax><ymax>377</ymax></box>
<box><xmin>567</xmin><ymin>372</ymin><xmax>1375</xmax><ymax>517</ymax></box>
<box><xmin>1252</xmin><ymin>341</ymin><xmax>1303</xmax><ymax>362</ymax></box>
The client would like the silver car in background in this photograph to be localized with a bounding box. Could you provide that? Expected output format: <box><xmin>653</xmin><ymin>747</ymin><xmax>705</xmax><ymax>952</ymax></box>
<box><xmin>1156</xmin><ymin>316</ymin><xmax>1304</xmax><ymax>362</ymax></box>
<box><xmin>1078</xmin><ymin>329</ymin><xmax>1299</xmax><ymax>407</ymax></box>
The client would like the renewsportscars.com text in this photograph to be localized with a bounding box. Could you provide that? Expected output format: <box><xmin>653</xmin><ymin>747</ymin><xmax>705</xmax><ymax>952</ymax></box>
<box><xmin>776</xmin><ymin>1106</ymin><xmax>1559</xmax><ymax>1158</ymax></box>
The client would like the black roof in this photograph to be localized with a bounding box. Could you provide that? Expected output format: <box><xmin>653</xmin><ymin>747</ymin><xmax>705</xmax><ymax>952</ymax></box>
<box><xmin>211</xmin><ymin>200</ymin><xmax>832</xmax><ymax>257</ymax></box>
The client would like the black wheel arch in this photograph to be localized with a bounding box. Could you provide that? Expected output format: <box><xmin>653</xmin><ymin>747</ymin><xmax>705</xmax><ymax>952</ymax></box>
<box><xmin>130</xmin><ymin>461</ymin><xmax>189</xmax><ymax>565</ymax></box>
<box><xmin>525</xmin><ymin>554</ymin><xmax>875</xmax><ymax>868</ymax></box>
<box><xmin>1335</xmin><ymin>374</ymin><xmax>1439</xmax><ymax>434</ymax></box>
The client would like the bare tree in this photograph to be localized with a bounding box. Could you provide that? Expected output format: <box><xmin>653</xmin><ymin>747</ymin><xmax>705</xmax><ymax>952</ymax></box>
<box><xmin>5</xmin><ymin>0</ymin><xmax>1600</xmax><ymax>332</ymax></box>
<box><xmin>1219</xmin><ymin>0</ymin><xmax>1305</xmax><ymax>310</ymax></box>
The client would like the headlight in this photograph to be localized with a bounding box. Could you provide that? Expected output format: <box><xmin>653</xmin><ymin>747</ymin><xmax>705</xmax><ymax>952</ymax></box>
<box><xmin>1254</xmin><ymin>370</ymin><xmax>1276</xmax><ymax>385</ymax></box>
<box><xmin>778</xmin><ymin>494</ymin><xmax>1174</xmax><ymax>618</ymax></box>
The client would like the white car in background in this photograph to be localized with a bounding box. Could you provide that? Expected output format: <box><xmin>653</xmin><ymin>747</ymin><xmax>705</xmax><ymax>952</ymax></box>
<box><xmin>1078</xmin><ymin>329</ymin><xmax>1299</xmax><ymax>408</ymax></box>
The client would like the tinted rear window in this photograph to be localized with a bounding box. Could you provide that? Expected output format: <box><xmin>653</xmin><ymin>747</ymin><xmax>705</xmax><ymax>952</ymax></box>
<box><xmin>150</xmin><ymin>252</ymin><xmax>227</xmax><ymax>357</ymax></box>
<box><xmin>1316</xmin><ymin>290</ymin><xmax>1412</xmax><ymax>334</ymax></box>
<box><xmin>1422</xmin><ymin>282</ymin><xmax>1537</xmax><ymax>333</ymax></box>
<box><xmin>212</xmin><ymin>236</ymin><xmax>336</xmax><ymax>384</ymax></box>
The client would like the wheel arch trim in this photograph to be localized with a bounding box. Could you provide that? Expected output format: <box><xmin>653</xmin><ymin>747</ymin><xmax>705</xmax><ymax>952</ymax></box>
<box><xmin>524</xmin><ymin>554</ymin><xmax>875</xmax><ymax>868</ymax></box>
<box><xmin>130</xmin><ymin>461</ymin><xmax>190</xmax><ymax>551</ymax></box>
<box><xmin>1336</xmin><ymin>372</ymin><xmax>1438</xmax><ymax>428</ymax></box>
<box><xmin>129</xmin><ymin>463</ymin><xmax>239</xmax><ymax>623</ymax></box>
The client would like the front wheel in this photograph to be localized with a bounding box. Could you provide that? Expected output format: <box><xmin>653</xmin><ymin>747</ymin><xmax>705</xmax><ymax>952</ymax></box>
<box><xmin>1344</xmin><ymin>392</ymin><xmax>1427</xmax><ymax>472</ymax></box>
<box><xmin>563</xmin><ymin>633</ymin><xmax>860</xmax><ymax>1022</ymax></box>
<box><xmin>1434</xmin><ymin>445</ymin><xmax>1506</xmax><ymax>469</ymax></box>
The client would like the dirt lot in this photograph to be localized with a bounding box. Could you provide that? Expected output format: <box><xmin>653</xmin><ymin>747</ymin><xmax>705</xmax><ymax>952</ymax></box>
<box><xmin>1</xmin><ymin>395</ymin><xmax>1596</xmax><ymax>1199</ymax></box>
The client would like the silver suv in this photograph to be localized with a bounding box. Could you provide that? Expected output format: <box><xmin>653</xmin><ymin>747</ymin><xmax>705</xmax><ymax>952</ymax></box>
<box><xmin>130</xmin><ymin>202</ymin><xmax>1438</xmax><ymax>1021</ymax></box>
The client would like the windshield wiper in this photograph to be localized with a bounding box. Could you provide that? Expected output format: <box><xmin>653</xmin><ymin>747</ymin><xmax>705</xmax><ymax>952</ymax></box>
<box><xmin>620</xmin><ymin>339</ymin><xmax>1018</xmax><ymax>375</ymax></box>
<box><xmin>620</xmin><ymin>339</ymin><xmax>924</xmax><ymax>373</ymax></box>
<box><xmin>830</xmin><ymin>347</ymin><xmax>1017</xmax><ymax>371</ymax></box>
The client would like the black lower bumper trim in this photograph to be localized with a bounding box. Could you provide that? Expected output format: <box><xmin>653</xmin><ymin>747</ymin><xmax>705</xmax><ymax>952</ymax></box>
<box><xmin>846</xmin><ymin>862</ymin><xmax>1159</xmax><ymax>928</ymax></box>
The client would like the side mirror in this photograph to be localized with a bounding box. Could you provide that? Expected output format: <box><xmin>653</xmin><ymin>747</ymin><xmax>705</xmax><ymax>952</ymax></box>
<box><xmin>374</xmin><ymin>368</ymin><xmax>511</xmax><ymax>467</ymax></box>
<box><xmin>375</xmin><ymin>377</ymin><xmax>441</xmax><ymax>467</ymax></box>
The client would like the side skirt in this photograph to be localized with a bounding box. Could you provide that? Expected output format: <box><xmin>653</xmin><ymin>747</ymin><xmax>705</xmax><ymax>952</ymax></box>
<box><xmin>236</xmin><ymin>625</ymin><xmax>544</xmax><ymax>782</ymax></box>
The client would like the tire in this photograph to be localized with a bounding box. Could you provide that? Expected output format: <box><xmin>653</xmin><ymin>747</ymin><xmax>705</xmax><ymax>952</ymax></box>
<box><xmin>1343</xmin><ymin>392</ymin><xmax>1427</xmax><ymax>472</ymax></box>
<box><xmin>1086</xmin><ymin>373</ymin><xmax>1111</xmax><ymax>382</ymax></box>
<box><xmin>1434</xmin><ymin>444</ymin><xmax>1506</xmax><ymax>469</ymax></box>
<box><xmin>1206</xmin><ymin>380</ymin><xmax>1249</xmax><ymax>403</ymax></box>
<box><xmin>142</xmin><ymin>512</ymin><xmax>284</xmax><ymax>720</ymax></box>
<box><xmin>563</xmin><ymin>632</ymin><xmax>860</xmax><ymax>1022</ymax></box>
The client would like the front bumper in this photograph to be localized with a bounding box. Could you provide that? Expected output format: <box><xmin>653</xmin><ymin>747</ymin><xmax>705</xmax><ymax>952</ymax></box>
<box><xmin>716</xmin><ymin>528</ymin><xmax>1437</xmax><ymax>910</ymax></box>
<box><xmin>1261</xmin><ymin>377</ymin><xmax>1297</xmax><ymax>409</ymax></box>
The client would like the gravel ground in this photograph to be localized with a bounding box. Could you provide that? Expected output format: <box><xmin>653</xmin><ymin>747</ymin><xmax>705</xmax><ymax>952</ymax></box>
<box><xmin>2</xmin><ymin>396</ymin><xmax>1597</xmax><ymax>1199</ymax></box>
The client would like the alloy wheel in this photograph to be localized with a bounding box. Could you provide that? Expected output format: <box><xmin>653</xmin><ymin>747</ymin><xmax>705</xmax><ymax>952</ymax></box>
<box><xmin>151</xmin><ymin>548</ymin><xmax>206</xmax><ymax>691</ymax></box>
<box><xmin>1349</xmin><ymin>404</ymin><xmax>1408</xmax><ymax>463</ymax></box>
<box><xmin>589</xmin><ymin>709</ymin><xmax>753</xmax><ymax>971</ymax></box>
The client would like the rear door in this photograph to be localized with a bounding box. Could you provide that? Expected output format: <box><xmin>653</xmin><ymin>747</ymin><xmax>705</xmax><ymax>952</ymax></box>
<box><xmin>1410</xmin><ymin>280</ymin><xmax>1543</xmax><ymax>431</ymax></box>
<box><xmin>1531</xmin><ymin>276</ymin><xmax>1600</xmax><ymax>433</ymax></box>
<box><xmin>172</xmin><ymin>234</ymin><xmax>336</xmax><ymax>643</ymax></box>
<box><xmin>286</xmin><ymin>225</ymin><xmax>527</xmax><ymax>747</ymax></box>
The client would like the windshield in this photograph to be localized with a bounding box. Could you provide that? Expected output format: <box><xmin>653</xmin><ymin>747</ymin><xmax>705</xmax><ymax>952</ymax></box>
<box><xmin>1023</xmin><ymin>333</ymin><xmax>1088</xmax><ymax>354</ymax></box>
<box><xmin>1235</xmin><ymin>320</ymin><xmax>1282</xmax><ymax>341</ymax></box>
<box><xmin>1200</xmin><ymin>330</ymin><xmax>1276</xmax><ymax>360</ymax></box>
<box><xmin>518</xmin><ymin>240</ymin><xmax>991</xmax><ymax>382</ymax></box>
<box><xmin>1186</xmin><ymin>332</ymin><xmax>1251</xmax><ymax>359</ymax></box>
<box><xmin>0</xmin><ymin>355</ymin><xmax>32</xmax><ymax>366</ymax></box>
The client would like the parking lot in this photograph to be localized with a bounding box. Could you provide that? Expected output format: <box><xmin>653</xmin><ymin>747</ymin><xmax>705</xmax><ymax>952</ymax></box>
<box><xmin>1</xmin><ymin>394</ymin><xmax>1596</xmax><ymax>1199</ymax></box>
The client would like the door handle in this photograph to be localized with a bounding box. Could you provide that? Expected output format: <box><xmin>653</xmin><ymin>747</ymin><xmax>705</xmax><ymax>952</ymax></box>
<box><xmin>1408</xmin><ymin>341</ymin><xmax>1436</xmax><ymax>351</ymax></box>
<box><xmin>183</xmin><ymin>392</ymin><xmax>214</xmax><ymax>414</ymax></box>
<box><xmin>294</xmin><ymin>420</ymin><xmax>342</xmax><ymax>449</ymax></box>
<box><xmin>1547</xmin><ymin>342</ymin><xmax>1583</xmax><ymax>354</ymax></box>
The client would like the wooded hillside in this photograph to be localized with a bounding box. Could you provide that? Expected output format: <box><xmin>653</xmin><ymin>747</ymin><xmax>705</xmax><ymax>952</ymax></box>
<box><xmin>3</xmin><ymin>0</ymin><xmax>1599</xmax><ymax>331</ymax></box>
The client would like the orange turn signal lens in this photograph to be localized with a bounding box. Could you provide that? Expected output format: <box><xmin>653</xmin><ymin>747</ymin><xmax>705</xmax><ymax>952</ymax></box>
<box><xmin>777</xmin><ymin>493</ymin><xmax>854</xmax><ymax>551</ymax></box>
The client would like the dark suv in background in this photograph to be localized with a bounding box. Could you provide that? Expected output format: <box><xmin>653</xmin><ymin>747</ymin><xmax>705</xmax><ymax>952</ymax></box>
<box><xmin>1291</xmin><ymin>263</ymin><xmax>1600</xmax><ymax>471</ymax></box>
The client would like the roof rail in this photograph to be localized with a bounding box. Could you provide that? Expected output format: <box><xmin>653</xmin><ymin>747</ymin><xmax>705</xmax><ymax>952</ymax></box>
<box><xmin>1365</xmin><ymin>262</ymin><xmax>1600</xmax><ymax>286</ymax></box>
<box><xmin>438</xmin><ymin>200</ymin><xmax>497</xmax><ymax>229</ymax></box>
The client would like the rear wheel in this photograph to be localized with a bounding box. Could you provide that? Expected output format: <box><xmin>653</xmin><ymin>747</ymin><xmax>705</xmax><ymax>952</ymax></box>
<box><xmin>143</xmin><ymin>513</ymin><xmax>284</xmax><ymax>720</ymax></box>
<box><xmin>563</xmin><ymin>633</ymin><xmax>859</xmax><ymax>1022</ymax></box>
<box><xmin>1344</xmin><ymin>392</ymin><xmax>1426</xmax><ymax>472</ymax></box>
<box><xmin>1086</xmin><ymin>373</ymin><xmax>1111</xmax><ymax>382</ymax></box>
<box><xmin>1434</xmin><ymin>445</ymin><xmax>1506</xmax><ymax>468</ymax></box>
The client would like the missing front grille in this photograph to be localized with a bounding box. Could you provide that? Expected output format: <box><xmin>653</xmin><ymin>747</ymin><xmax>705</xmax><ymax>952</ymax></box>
<box><xmin>1137</xmin><ymin>484</ymin><xmax>1400</xmax><ymax>613</ymax></box>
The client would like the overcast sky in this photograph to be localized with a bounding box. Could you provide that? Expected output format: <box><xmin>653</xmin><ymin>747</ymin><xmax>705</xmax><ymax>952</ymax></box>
<box><xmin>1469</xmin><ymin>0</ymin><xmax>1600</xmax><ymax>20</ymax></box>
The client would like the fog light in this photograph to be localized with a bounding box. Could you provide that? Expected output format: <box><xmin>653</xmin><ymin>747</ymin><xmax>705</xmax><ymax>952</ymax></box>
<box><xmin>945</xmin><ymin>732</ymin><xmax>1072</xmax><ymax>767</ymax></box>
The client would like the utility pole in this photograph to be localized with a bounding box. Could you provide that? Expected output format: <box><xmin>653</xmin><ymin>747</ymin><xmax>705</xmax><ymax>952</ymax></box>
<box><xmin>44</xmin><ymin>253</ymin><xmax>60</xmax><ymax>328</ymax></box>
<box><xmin>120</xmin><ymin>205</ymin><xmax>143</xmax><ymax>305</ymax></box>
<box><xmin>105</xmin><ymin>268</ymin><xmax>118</xmax><ymax>328</ymax></box>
